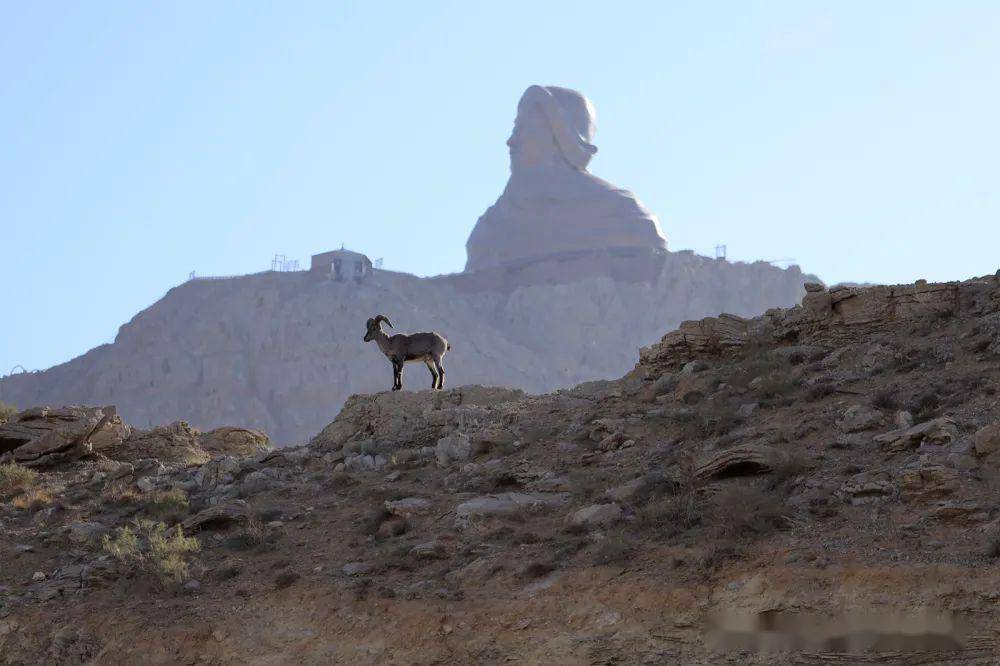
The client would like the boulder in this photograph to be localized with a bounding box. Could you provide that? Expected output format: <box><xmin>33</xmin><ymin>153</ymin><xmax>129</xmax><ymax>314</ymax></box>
<box><xmin>436</xmin><ymin>433</ymin><xmax>471</xmax><ymax>468</ymax></box>
<box><xmin>409</xmin><ymin>541</ymin><xmax>447</xmax><ymax>560</ymax></box>
<box><xmin>566</xmin><ymin>503</ymin><xmax>623</xmax><ymax>528</ymax></box>
<box><xmin>0</xmin><ymin>406</ymin><xmax>128</xmax><ymax>468</ymax></box>
<box><xmin>180</xmin><ymin>500</ymin><xmax>252</xmax><ymax>533</ymax></box>
<box><xmin>200</xmin><ymin>427</ymin><xmax>271</xmax><ymax>457</ymax></box>
<box><xmin>469</xmin><ymin>428</ymin><xmax>516</xmax><ymax>455</ymax></box>
<box><xmin>873</xmin><ymin>418</ymin><xmax>958</xmax><ymax>454</ymax></box>
<box><xmin>112</xmin><ymin>422</ymin><xmax>208</xmax><ymax>465</ymax></box>
<box><xmin>308</xmin><ymin>386</ymin><xmax>525</xmax><ymax>452</ymax></box>
<box><xmin>384</xmin><ymin>497</ymin><xmax>432</xmax><ymax>518</ymax></box>
<box><xmin>898</xmin><ymin>462</ymin><xmax>960</xmax><ymax>501</ymax></box>
<box><xmin>342</xmin><ymin>562</ymin><xmax>374</xmax><ymax>576</ymax></box>
<box><xmin>838</xmin><ymin>473</ymin><xmax>895</xmax><ymax>505</ymax></box>
<box><xmin>695</xmin><ymin>444</ymin><xmax>789</xmax><ymax>480</ymax></box>
<box><xmin>931</xmin><ymin>500</ymin><xmax>987</xmax><ymax>525</ymax></box>
<box><xmin>454</xmin><ymin>492</ymin><xmax>570</xmax><ymax>527</ymax></box>
<box><xmin>973</xmin><ymin>424</ymin><xmax>1000</xmax><ymax>457</ymax></box>
<box><xmin>605</xmin><ymin>474</ymin><xmax>663</xmax><ymax>503</ymax></box>
<box><xmin>835</xmin><ymin>405</ymin><xmax>884</xmax><ymax>433</ymax></box>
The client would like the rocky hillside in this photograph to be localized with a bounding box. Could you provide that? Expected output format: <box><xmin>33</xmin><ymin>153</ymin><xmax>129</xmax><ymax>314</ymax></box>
<box><xmin>0</xmin><ymin>249</ymin><xmax>808</xmax><ymax>444</ymax></box>
<box><xmin>4</xmin><ymin>273</ymin><xmax>1000</xmax><ymax>664</ymax></box>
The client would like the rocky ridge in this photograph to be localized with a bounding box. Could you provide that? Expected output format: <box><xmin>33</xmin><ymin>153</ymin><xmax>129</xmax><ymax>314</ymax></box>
<box><xmin>0</xmin><ymin>250</ymin><xmax>809</xmax><ymax>444</ymax></box>
<box><xmin>4</xmin><ymin>273</ymin><xmax>1000</xmax><ymax>663</ymax></box>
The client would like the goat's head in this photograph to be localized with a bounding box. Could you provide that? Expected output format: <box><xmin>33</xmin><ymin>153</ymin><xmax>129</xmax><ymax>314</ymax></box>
<box><xmin>363</xmin><ymin>315</ymin><xmax>393</xmax><ymax>342</ymax></box>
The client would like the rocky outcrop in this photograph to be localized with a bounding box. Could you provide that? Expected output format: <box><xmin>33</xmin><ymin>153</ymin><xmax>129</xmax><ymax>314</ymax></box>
<box><xmin>695</xmin><ymin>444</ymin><xmax>789</xmax><ymax>480</ymax></box>
<box><xmin>0</xmin><ymin>406</ymin><xmax>129</xmax><ymax>467</ymax></box>
<box><xmin>0</xmin><ymin>250</ymin><xmax>810</xmax><ymax>445</ymax></box>
<box><xmin>0</xmin><ymin>406</ymin><xmax>270</xmax><ymax>468</ymax></box>
<box><xmin>640</xmin><ymin>275</ymin><xmax>1000</xmax><ymax>374</ymax></box>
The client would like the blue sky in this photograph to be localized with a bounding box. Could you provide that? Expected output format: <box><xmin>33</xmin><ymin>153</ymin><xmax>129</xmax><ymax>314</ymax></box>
<box><xmin>2</xmin><ymin>1</ymin><xmax>998</xmax><ymax>374</ymax></box>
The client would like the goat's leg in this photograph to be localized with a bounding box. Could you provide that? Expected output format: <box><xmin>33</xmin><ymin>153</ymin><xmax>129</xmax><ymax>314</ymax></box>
<box><xmin>392</xmin><ymin>360</ymin><xmax>402</xmax><ymax>391</ymax></box>
<box><xmin>425</xmin><ymin>360</ymin><xmax>438</xmax><ymax>389</ymax></box>
<box><xmin>434</xmin><ymin>361</ymin><xmax>445</xmax><ymax>390</ymax></box>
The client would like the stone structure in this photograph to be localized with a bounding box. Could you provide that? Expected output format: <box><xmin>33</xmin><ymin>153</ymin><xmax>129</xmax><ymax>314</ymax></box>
<box><xmin>465</xmin><ymin>85</ymin><xmax>666</xmax><ymax>272</ymax></box>
<box><xmin>311</xmin><ymin>248</ymin><xmax>372</xmax><ymax>282</ymax></box>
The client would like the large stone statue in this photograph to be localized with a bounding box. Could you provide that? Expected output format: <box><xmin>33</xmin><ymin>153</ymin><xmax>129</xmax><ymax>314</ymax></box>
<box><xmin>465</xmin><ymin>85</ymin><xmax>667</xmax><ymax>272</ymax></box>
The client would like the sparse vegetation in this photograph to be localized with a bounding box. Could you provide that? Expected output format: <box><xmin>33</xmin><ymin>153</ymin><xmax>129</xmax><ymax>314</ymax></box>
<box><xmin>12</xmin><ymin>487</ymin><xmax>53</xmax><ymax>511</ymax></box>
<box><xmin>871</xmin><ymin>389</ymin><xmax>899</xmax><ymax>410</ymax></box>
<box><xmin>102</xmin><ymin>519</ymin><xmax>201</xmax><ymax>583</ymax></box>
<box><xmin>754</xmin><ymin>372</ymin><xmax>799</xmax><ymax>399</ymax></box>
<box><xmin>638</xmin><ymin>455</ymin><xmax>702</xmax><ymax>534</ymax></box>
<box><xmin>226</xmin><ymin>518</ymin><xmax>269</xmax><ymax>550</ymax></box>
<box><xmin>143</xmin><ymin>488</ymin><xmax>189</xmax><ymax>523</ymax></box>
<box><xmin>709</xmin><ymin>485</ymin><xmax>788</xmax><ymax>540</ymax></box>
<box><xmin>985</xmin><ymin>533</ymin><xmax>1000</xmax><ymax>559</ymax></box>
<box><xmin>0</xmin><ymin>460</ymin><xmax>37</xmax><ymax>496</ymax></box>
<box><xmin>805</xmin><ymin>382</ymin><xmax>835</xmax><ymax>402</ymax></box>
<box><xmin>568</xmin><ymin>468</ymin><xmax>610</xmax><ymax>500</ymax></box>
<box><xmin>909</xmin><ymin>391</ymin><xmax>941</xmax><ymax>422</ymax></box>
<box><xmin>591</xmin><ymin>528</ymin><xmax>636</xmax><ymax>566</ymax></box>
<box><xmin>698</xmin><ymin>400</ymin><xmax>741</xmax><ymax>437</ymax></box>
<box><xmin>0</xmin><ymin>401</ymin><xmax>17</xmax><ymax>421</ymax></box>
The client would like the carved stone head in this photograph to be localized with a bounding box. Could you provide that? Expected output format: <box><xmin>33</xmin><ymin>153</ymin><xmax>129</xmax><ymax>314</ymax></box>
<box><xmin>507</xmin><ymin>85</ymin><xmax>598</xmax><ymax>172</ymax></box>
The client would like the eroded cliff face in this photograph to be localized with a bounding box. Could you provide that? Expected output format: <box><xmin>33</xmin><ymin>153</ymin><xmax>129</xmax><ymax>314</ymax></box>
<box><xmin>0</xmin><ymin>250</ymin><xmax>808</xmax><ymax>444</ymax></box>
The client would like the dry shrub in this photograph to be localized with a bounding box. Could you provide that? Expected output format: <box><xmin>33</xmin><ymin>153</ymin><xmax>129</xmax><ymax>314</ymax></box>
<box><xmin>226</xmin><ymin>518</ymin><xmax>269</xmax><ymax>551</ymax></box>
<box><xmin>871</xmin><ymin>390</ymin><xmax>899</xmax><ymax>410</ymax></box>
<box><xmin>591</xmin><ymin>528</ymin><xmax>636</xmax><ymax>566</ymax></box>
<box><xmin>0</xmin><ymin>461</ymin><xmax>37</xmax><ymax>496</ymax></box>
<box><xmin>768</xmin><ymin>451</ymin><xmax>810</xmax><ymax>487</ymax></box>
<box><xmin>755</xmin><ymin>373</ymin><xmax>799</xmax><ymax>399</ymax></box>
<box><xmin>709</xmin><ymin>485</ymin><xmax>788</xmax><ymax>540</ymax></box>
<box><xmin>0</xmin><ymin>402</ymin><xmax>17</xmax><ymax>421</ymax></box>
<box><xmin>143</xmin><ymin>488</ymin><xmax>189</xmax><ymax>523</ymax></box>
<box><xmin>102</xmin><ymin>519</ymin><xmax>201</xmax><ymax>584</ymax></box>
<box><xmin>702</xmin><ymin>542</ymin><xmax>749</xmax><ymax>573</ymax></box>
<box><xmin>103</xmin><ymin>484</ymin><xmax>142</xmax><ymax>505</ymax></box>
<box><xmin>910</xmin><ymin>391</ymin><xmax>940</xmax><ymax>422</ymax></box>
<box><xmin>568</xmin><ymin>469</ymin><xmax>609</xmax><ymax>501</ymax></box>
<box><xmin>699</xmin><ymin>400</ymin><xmax>741</xmax><ymax>437</ymax></box>
<box><xmin>639</xmin><ymin>455</ymin><xmax>702</xmax><ymax>534</ymax></box>
<box><xmin>12</xmin><ymin>487</ymin><xmax>52</xmax><ymax>511</ymax></box>
<box><xmin>805</xmin><ymin>383</ymin><xmax>835</xmax><ymax>402</ymax></box>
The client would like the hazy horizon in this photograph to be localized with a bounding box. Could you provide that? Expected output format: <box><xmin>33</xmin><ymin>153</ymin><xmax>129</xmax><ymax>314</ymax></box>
<box><xmin>3</xmin><ymin>1</ymin><xmax>999</xmax><ymax>374</ymax></box>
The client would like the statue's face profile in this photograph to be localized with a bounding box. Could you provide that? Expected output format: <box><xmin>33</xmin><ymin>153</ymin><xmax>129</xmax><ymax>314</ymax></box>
<box><xmin>507</xmin><ymin>86</ymin><xmax>597</xmax><ymax>172</ymax></box>
<box><xmin>507</xmin><ymin>102</ymin><xmax>557</xmax><ymax>170</ymax></box>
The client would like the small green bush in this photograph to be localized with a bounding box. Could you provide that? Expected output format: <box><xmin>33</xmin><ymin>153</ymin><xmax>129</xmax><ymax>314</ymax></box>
<box><xmin>0</xmin><ymin>402</ymin><xmax>16</xmax><ymax>421</ymax></box>
<box><xmin>103</xmin><ymin>519</ymin><xmax>201</xmax><ymax>584</ymax></box>
<box><xmin>143</xmin><ymin>488</ymin><xmax>190</xmax><ymax>523</ymax></box>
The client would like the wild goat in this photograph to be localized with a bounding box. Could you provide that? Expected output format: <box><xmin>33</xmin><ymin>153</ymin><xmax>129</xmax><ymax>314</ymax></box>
<box><xmin>363</xmin><ymin>315</ymin><xmax>451</xmax><ymax>391</ymax></box>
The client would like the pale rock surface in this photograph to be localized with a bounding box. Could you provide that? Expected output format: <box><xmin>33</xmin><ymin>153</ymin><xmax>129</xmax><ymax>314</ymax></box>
<box><xmin>566</xmin><ymin>503</ymin><xmax>623</xmax><ymax>527</ymax></box>
<box><xmin>454</xmin><ymin>492</ymin><xmax>570</xmax><ymax>527</ymax></box>
<box><xmin>465</xmin><ymin>86</ymin><xmax>666</xmax><ymax>272</ymax></box>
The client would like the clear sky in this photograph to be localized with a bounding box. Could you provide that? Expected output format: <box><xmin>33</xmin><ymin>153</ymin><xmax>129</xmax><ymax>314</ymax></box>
<box><xmin>2</xmin><ymin>1</ymin><xmax>998</xmax><ymax>374</ymax></box>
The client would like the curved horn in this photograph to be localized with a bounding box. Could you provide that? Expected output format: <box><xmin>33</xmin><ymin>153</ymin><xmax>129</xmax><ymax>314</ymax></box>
<box><xmin>373</xmin><ymin>315</ymin><xmax>393</xmax><ymax>329</ymax></box>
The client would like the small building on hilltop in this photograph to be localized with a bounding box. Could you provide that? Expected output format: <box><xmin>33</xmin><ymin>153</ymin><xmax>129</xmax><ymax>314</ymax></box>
<box><xmin>310</xmin><ymin>248</ymin><xmax>373</xmax><ymax>282</ymax></box>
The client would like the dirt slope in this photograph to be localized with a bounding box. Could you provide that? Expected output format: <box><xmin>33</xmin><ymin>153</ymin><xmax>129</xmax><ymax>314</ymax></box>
<box><xmin>3</xmin><ymin>274</ymin><xmax>1000</xmax><ymax>664</ymax></box>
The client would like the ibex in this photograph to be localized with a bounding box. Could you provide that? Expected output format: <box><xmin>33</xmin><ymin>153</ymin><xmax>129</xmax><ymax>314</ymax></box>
<box><xmin>363</xmin><ymin>315</ymin><xmax>451</xmax><ymax>391</ymax></box>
